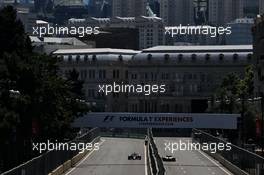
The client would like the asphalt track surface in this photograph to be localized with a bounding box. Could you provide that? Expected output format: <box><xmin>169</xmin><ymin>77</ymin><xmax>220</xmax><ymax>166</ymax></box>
<box><xmin>155</xmin><ymin>137</ymin><xmax>234</xmax><ymax>175</ymax></box>
<box><xmin>66</xmin><ymin>137</ymin><xmax>146</xmax><ymax>175</ymax></box>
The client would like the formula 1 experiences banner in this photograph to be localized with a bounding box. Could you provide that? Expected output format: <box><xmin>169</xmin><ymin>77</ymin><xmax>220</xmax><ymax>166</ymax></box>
<box><xmin>72</xmin><ymin>113</ymin><xmax>239</xmax><ymax>129</ymax></box>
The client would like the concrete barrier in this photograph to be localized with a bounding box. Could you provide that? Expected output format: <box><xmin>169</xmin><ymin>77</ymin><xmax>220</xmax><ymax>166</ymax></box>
<box><xmin>50</xmin><ymin>165</ymin><xmax>63</xmax><ymax>175</ymax></box>
<box><xmin>49</xmin><ymin>136</ymin><xmax>100</xmax><ymax>175</ymax></box>
<box><xmin>63</xmin><ymin>160</ymin><xmax>72</xmax><ymax>173</ymax></box>
<box><xmin>208</xmin><ymin>152</ymin><xmax>249</xmax><ymax>175</ymax></box>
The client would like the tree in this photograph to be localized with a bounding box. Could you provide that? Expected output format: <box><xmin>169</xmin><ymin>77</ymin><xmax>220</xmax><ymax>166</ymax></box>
<box><xmin>0</xmin><ymin>6</ymin><xmax>87</xmax><ymax>171</ymax></box>
<box><xmin>209</xmin><ymin>65</ymin><xmax>256</xmax><ymax>144</ymax></box>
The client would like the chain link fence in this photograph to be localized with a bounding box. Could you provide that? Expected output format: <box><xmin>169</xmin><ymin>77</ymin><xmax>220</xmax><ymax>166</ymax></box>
<box><xmin>193</xmin><ymin>128</ymin><xmax>264</xmax><ymax>175</ymax></box>
<box><xmin>1</xmin><ymin>128</ymin><xmax>100</xmax><ymax>175</ymax></box>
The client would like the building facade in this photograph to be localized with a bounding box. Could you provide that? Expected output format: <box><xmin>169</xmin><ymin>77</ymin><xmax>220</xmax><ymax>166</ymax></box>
<box><xmin>53</xmin><ymin>45</ymin><xmax>253</xmax><ymax>113</ymax></box>
<box><xmin>253</xmin><ymin>15</ymin><xmax>264</xmax><ymax>97</ymax></box>
<box><xmin>225</xmin><ymin>18</ymin><xmax>254</xmax><ymax>45</ymax></box>
<box><xmin>68</xmin><ymin>16</ymin><xmax>165</xmax><ymax>49</ymax></box>
<box><xmin>159</xmin><ymin>0</ymin><xmax>194</xmax><ymax>26</ymax></box>
<box><xmin>243</xmin><ymin>0</ymin><xmax>259</xmax><ymax>17</ymax></box>
<box><xmin>208</xmin><ymin>0</ymin><xmax>243</xmax><ymax>25</ymax></box>
<box><xmin>112</xmin><ymin>0</ymin><xmax>147</xmax><ymax>17</ymax></box>
<box><xmin>260</xmin><ymin>0</ymin><xmax>264</xmax><ymax>15</ymax></box>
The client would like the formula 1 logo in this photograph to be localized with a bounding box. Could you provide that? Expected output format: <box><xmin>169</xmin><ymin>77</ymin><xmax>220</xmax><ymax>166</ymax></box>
<box><xmin>103</xmin><ymin>115</ymin><xmax>115</xmax><ymax>122</ymax></box>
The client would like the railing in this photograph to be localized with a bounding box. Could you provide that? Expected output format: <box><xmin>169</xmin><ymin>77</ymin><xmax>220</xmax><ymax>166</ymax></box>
<box><xmin>1</xmin><ymin>128</ymin><xmax>100</xmax><ymax>175</ymax></box>
<box><xmin>147</xmin><ymin>129</ymin><xmax>165</xmax><ymax>175</ymax></box>
<box><xmin>192</xmin><ymin>128</ymin><xmax>264</xmax><ymax>175</ymax></box>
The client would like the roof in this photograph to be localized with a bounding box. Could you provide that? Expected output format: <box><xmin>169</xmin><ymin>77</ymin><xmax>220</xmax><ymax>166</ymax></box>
<box><xmin>228</xmin><ymin>18</ymin><xmax>254</xmax><ymax>24</ymax></box>
<box><xmin>29</xmin><ymin>36</ymin><xmax>87</xmax><ymax>46</ymax></box>
<box><xmin>36</xmin><ymin>20</ymin><xmax>48</xmax><ymax>24</ymax></box>
<box><xmin>133</xmin><ymin>52</ymin><xmax>252</xmax><ymax>61</ymax></box>
<box><xmin>143</xmin><ymin>45</ymin><xmax>253</xmax><ymax>53</ymax></box>
<box><xmin>53</xmin><ymin>48</ymin><xmax>140</xmax><ymax>55</ymax></box>
<box><xmin>68</xmin><ymin>16</ymin><xmax>163</xmax><ymax>25</ymax></box>
<box><xmin>29</xmin><ymin>36</ymin><xmax>41</xmax><ymax>42</ymax></box>
<box><xmin>43</xmin><ymin>37</ymin><xmax>87</xmax><ymax>46</ymax></box>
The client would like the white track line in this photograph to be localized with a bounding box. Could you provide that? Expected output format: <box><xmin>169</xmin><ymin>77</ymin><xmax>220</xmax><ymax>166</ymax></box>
<box><xmin>144</xmin><ymin>145</ymin><xmax>147</xmax><ymax>175</ymax></box>
<box><xmin>197</xmin><ymin>150</ymin><xmax>233</xmax><ymax>175</ymax></box>
<box><xmin>65</xmin><ymin>139</ymin><xmax>105</xmax><ymax>175</ymax></box>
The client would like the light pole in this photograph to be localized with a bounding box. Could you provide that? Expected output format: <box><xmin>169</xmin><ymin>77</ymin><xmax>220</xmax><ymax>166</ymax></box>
<box><xmin>241</xmin><ymin>96</ymin><xmax>245</xmax><ymax>147</ymax></box>
<box><xmin>260</xmin><ymin>93</ymin><xmax>264</xmax><ymax>155</ymax></box>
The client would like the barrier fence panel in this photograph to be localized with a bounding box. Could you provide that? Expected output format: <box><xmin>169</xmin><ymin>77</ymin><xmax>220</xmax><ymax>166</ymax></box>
<box><xmin>193</xmin><ymin>129</ymin><xmax>264</xmax><ymax>175</ymax></box>
<box><xmin>1</xmin><ymin>128</ymin><xmax>100</xmax><ymax>175</ymax></box>
<box><xmin>147</xmin><ymin>129</ymin><xmax>165</xmax><ymax>175</ymax></box>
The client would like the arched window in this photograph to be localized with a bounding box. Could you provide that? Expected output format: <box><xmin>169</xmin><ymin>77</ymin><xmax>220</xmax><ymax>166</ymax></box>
<box><xmin>219</xmin><ymin>54</ymin><xmax>224</xmax><ymax>60</ymax></box>
<box><xmin>233</xmin><ymin>54</ymin><xmax>238</xmax><ymax>61</ymax></box>
<box><xmin>247</xmin><ymin>54</ymin><xmax>252</xmax><ymax>60</ymax></box>
<box><xmin>118</xmin><ymin>55</ymin><xmax>123</xmax><ymax>61</ymax></box>
<box><xmin>147</xmin><ymin>54</ymin><xmax>152</xmax><ymax>61</ymax></box>
<box><xmin>92</xmin><ymin>54</ymin><xmax>97</xmax><ymax>61</ymax></box>
<box><xmin>68</xmin><ymin>55</ymin><xmax>72</xmax><ymax>62</ymax></box>
<box><xmin>164</xmin><ymin>54</ymin><xmax>170</xmax><ymax>61</ymax></box>
<box><xmin>178</xmin><ymin>54</ymin><xmax>183</xmax><ymax>61</ymax></box>
<box><xmin>57</xmin><ymin>55</ymin><xmax>63</xmax><ymax>62</ymax></box>
<box><xmin>84</xmin><ymin>55</ymin><xmax>88</xmax><ymax>62</ymax></box>
<box><xmin>76</xmin><ymin>55</ymin><xmax>80</xmax><ymax>62</ymax></box>
<box><xmin>191</xmin><ymin>54</ymin><xmax>197</xmax><ymax>61</ymax></box>
<box><xmin>205</xmin><ymin>54</ymin><xmax>210</xmax><ymax>61</ymax></box>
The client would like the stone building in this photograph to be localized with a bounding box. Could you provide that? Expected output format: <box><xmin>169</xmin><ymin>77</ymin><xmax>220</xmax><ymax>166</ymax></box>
<box><xmin>53</xmin><ymin>45</ymin><xmax>253</xmax><ymax>113</ymax></box>
<box><xmin>68</xmin><ymin>16</ymin><xmax>165</xmax><ymax>49</ymax></box>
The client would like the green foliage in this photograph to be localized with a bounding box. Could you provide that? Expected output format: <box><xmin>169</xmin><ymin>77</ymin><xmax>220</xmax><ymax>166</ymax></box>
<box><xmin>0</xmin><ymin>6</ymin><xmax>87</xmax><ymax>142</ymax></box>
<box><xmin>210</xmin><ymin>65</ymin><xmax>257</xmax><ymax>141</ymax></box>
<box><xmin>0</xmin><ymin>6</ymin><xmax>32</xmax><ymax>55</ymax></box>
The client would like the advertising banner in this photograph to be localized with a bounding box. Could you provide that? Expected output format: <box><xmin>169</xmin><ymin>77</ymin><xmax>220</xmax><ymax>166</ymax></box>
<box><xmin>72</xmin><ymin>113</ymin><xmax>239</xmax><ymax>129</ymax></box>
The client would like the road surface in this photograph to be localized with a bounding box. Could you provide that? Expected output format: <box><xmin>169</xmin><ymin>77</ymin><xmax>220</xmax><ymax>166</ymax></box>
<box><xmin>66</xmin><ymin>137</ymin><xmax>146</xmax><ymax>175</ymax></box>
<box><xmin>155</xmin><ymin>137</ymin><xmax>233</xmax><ymax>175</ymax></box>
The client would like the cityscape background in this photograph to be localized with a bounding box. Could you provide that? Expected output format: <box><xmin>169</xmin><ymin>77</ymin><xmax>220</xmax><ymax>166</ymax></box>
<box><xmin>0</xmin><ymin>0</ymin><xmax>263</xmax><ymax>49</ymax></box>
<box><xmin>0</xmin><ymin>0</ymin><xmax>264</xmax><ymax>174</ymax></box>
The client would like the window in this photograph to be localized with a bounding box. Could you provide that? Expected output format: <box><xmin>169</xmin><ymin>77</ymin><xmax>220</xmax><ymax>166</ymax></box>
<box><xmin>89</xmin><ymin>70</ymin><xmax>95</xmax><ymax>79</ymax></box>
<box><xmin>205</xmin><ymin>54</ymin><xmax>210</xmax><ymax>60</ymax></box>
<box><xmin>132</xmin><ymin>104</ymin><xmax>138</xmax><ymax>112</ymax></box>
<box><xmin>233</xmin><ymin>54</ymin><xmax>238</xmax><ymax>61</ymax></box>
<box><xmin>84</xmin><ymin>55</ymin><xmax>88</xmax><ymax>62</ymax></box>
<box><xmin>80</xmin><ymin>70</ymin><xmax>87</xmax><ymax>80</ymax></box>
<box><xmin>145</xmin><ymin>73</ymin><xmax>148</xmax><ymax>80</ymax></box>
<box><xmin>68</xmin><ymin>55</ymin><xmax>72</xmax><ymax>62</ymax></box>
<box><xmin>76</xmin><ymin>55</ymin><xmax>80</xmax><ymax>62</ymax></box>
<box><xmin>219</xmin><ymin>54</ymin><xmax>224</xmax><ymax>60</ymax></box>
<box><xmin>131</xmin><ymin>73</ymin><xmax>137</xmax><ymax>79</ymax></box>
<box><xmin>113</xmin><ymin>93</ymin><xmax>119</xmax><ymax>98</ymax></box>
<box><xmin>178</xmin><ymin>54</ymin><xmax>183</xmax><ymax>61</ymax></box>
<box><xmin>191</xmin><ymin>54</ymin><xmax>197</xmax><ymax>61</ymax></box>
<box><xmin>88</xmin><ymin>89</ymin><xmax>95</xmax><ymax>98</ymax></box>
<box><xmin>164</xmin><ymin>54</ymin><xmax>170</xmax><ymax>61</ymax></box>
<box><xmin>147</xmin><ymin>54</ymin><xmax>152</xmax><ymax>61</ymax></box>
<box><xmin>113</xmin><ymin>69</ymin><xmax>120</xmax><ymax>79</ymax></box>
<box><xmin>161</xmin><ymin>73</ymin><xmax>169</xmax><ymax>80</ymax></box>
<box><xmin>99</xmin><ymin>70</ymin><xmax>106</xmax><ymax>79</ymax></box>
<box><xmin>247</xmin><ymin>54</ymin><xmax>252</xmax><ymax>61</ymax></box>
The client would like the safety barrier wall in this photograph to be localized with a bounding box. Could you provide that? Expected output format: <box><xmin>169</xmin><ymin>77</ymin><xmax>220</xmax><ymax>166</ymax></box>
<box><xmin>193</xmin><ymin>129</ymin><xmax>264</xmax><ymax>175</ymax></box>
<box><xmin>147</xmin><ymin>129</ymin><xmax>165</xmax><ymax>175</ymax></box>
<box><xmin>1</xmin><ymin>128</ymin><xmax>100</xmax><ymax>175</ymax></box>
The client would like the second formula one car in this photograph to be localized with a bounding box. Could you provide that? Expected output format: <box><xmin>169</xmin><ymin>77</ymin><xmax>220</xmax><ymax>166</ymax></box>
<box><xmin>162</xmin><ymin>155</ymin><xmax>176</xmax><ymax>162</ymax></box>
<box><xmin>128</xmin><ymin>153</ymin><xmax>141</xmax><ymax>160</ymax></box>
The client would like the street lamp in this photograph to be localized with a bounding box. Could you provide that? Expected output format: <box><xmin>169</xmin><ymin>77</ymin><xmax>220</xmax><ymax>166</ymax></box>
<box><xmin>260</xmin><ymin>93</ymin><xmax>264</xmax><ymax>155</ymax></box>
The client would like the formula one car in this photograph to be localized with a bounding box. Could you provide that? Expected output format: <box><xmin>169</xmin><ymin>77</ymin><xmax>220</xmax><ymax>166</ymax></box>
<box><xmin>128</xmin><ymin>152</ymin><xmax>141</xmax><ymax>160</ymax></box>
<box><xmin>162</xmin><ymin>155</ymin><xmax>176</xmax><ymax>162</ymax></box>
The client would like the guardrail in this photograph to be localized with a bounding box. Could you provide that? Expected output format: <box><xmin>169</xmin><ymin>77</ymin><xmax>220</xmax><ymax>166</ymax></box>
<box><xmin>147</xmin><ymin>129</ymin><xmax>165</xmax><ymax>175</ymax></box>
<box><xmin>192</xmin><ymin>129</ymin><xmax>264</xmax><ymax>175</ymax></box>
<box><xmin>1</xmin><ymin>128</ymin><xmax>100</xmax><ymax>175</ymax></box>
